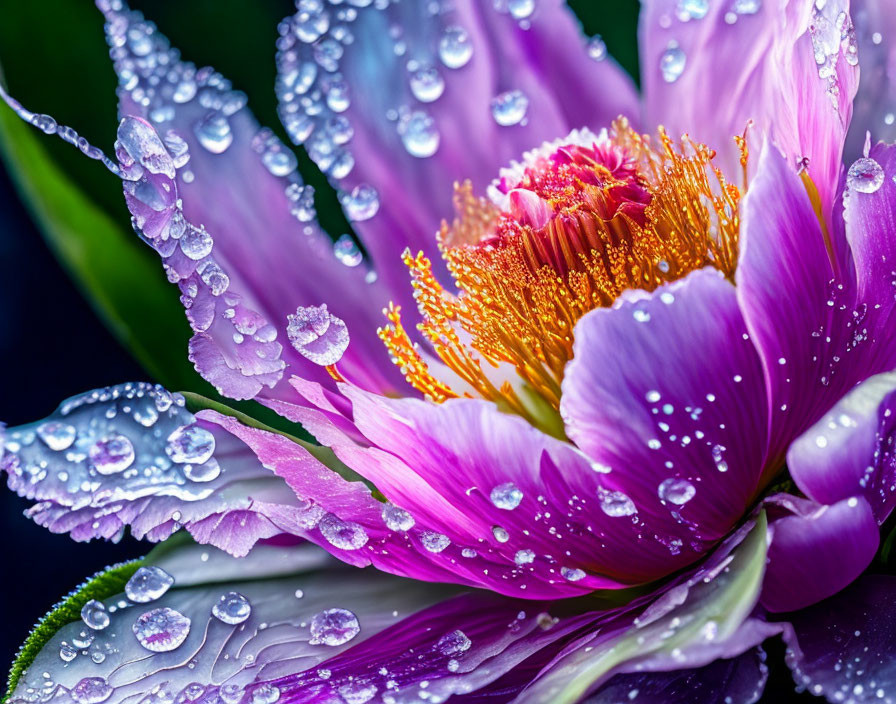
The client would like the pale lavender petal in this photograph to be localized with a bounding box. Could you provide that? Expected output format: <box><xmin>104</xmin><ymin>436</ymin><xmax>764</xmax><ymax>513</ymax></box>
<box><xmin>8</xmin><ymin>541</ymin><xmax>456</xmax><ymax>704</ymax></box>
<box><xmin>846</xmin><ymin>0</ymin><xmax>896</xmax><ymax>159</ymax></box>
<box><xmin>561</xmin><ymin>268</ymin><xmax>768</xmax><ymax>545</ymax></box>
<box><xmin>761</xmin><ymin>494</ymin><xmax>879</xmax><ymax>613</ymax></box>
<box><xmin>787</xmin><ymin>370</ymin><xmax>896</xmax><ymax>523</ymax></box>
<box><xmin>276</xmin><ymin>0</ymin><xmax>639</xmax><ymax>307</ymax></box>
<box><xmin>781</xmin><ymin>574</ymin><xmax>896</xmax><ymax>702</ymax></box>
<box><xmin>586</xmin><ymin>648</ymin><xmax>768</xmax><ymax>704</ymax></box>
<box><xmin>640</xmin><ymin>0</ymin><xmax>859</xmax><ymax>217</ymax></box>
<box><xmin>98</xmin><ymin>1</ymin><xmax>402</xmax><ymax>400</ymax></box>
<box><xmin>0</xmin><ymin>382</ymin><xmax>314</xmax><ymax>557</ymax></box>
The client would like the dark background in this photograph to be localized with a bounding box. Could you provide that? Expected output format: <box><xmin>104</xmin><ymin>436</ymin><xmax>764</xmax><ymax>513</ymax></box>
<box><xmin>0</xmin><ymin>1</ymin><xmax>806</xmax><ymax>699</ymax></box>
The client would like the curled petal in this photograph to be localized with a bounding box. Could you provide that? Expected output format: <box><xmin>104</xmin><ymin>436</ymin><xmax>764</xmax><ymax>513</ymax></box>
<box><xmin>788</xmin><ymin>370</ymin><xmax>896</xmax><ymax>523</ymax></box>
<box><xmin>0</xmin><ymin>383</ymin><xmax>314</xmax><ymax>556</ymax></box>
<box><xmin>761</xmin><ymin>494</ymin><xmax>879</xmax><ymax>613</ymax></box>
<box><xmin>276</xmin><ymin>0</ymin><xmax>639</xmax><ymax>309</ymax></box>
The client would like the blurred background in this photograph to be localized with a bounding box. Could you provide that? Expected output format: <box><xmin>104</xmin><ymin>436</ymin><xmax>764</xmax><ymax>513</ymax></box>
<box><xmin>0</xmin><ymin>1</ymin><xmax>803</xmax><ymax>699</ymax></box>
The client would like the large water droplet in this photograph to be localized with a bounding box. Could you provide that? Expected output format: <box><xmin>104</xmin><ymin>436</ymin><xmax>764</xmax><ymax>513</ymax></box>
<box><xmin>81</xmin><ymin>600</ymin><xmax>110</xmax><ymax>630</ymax></box>
<box><xmin>333</xmin><ymin>234</ymin><xmax>363</xmax><ymax>267</ymax></box>
<box><xmin>89</xmin><ymin>435</ymin><xmax>136</xmax><ymax>475</ymax></box>
<box><xmin>132</xmin><ymin>607</ymin><xmax>191</xmax><ymax>652</ymax></box>
<box><xmin>490</xmin><ymin>481</ymin><xmax>523</xmax><ymax>510</ymax></box>
<box><xmin>71</xmin><ymin>677</ymin><xmax>113</xmax><ymax>704</ymax></box>
<box><xmin>658</xmin><ymin>478</ymin><xmax>696</xmax><ymax>506</ymax></box>
<box><xmin>439</xmin><ymin>26</ymin><xmax>473</xmax><ymax>69</ymax></box>
<box><xmin>194</xmin><ymin>113</ymin><xmax>233</xmax><ymax>153</ymax></box>
<box><xmin>165</xmin><ymin>424</ymin><xmax>216</xmax><ymax>464</ymax></box>
<box><xmin>382</xmin><ymin>504</ymin><xmax>415</xmax><ymax>531</ymax></box>
<box><xmin>398</xmin><ymin>110</ymin><xmax>440</xmax><ymax>157</ymax></box>
<box><xmin>309</xmin><ymin>608</ymin><xmax>360</xmax><ymax>646</ymax></box>
<box><xmin>492</xmin><ymin>525</ymin><xmax>510</xmax><ymax>542</ymax></box>
<box><xmin>677</xmin><ymin>0</ymin><xmax>709</xmax><ymax>20</ymax></box>
<box><xmin>117</xmin><ymin>117</ymin><xmax>175</xmax><ymax>178</ymax></box>
<box><xmin>339</xmin><ymin>184</ymin><xmax>380</xmax><ymax>222</ymax></box>
<box><xmin>508</xmin><ymin>0</ymin><xmax>536</xmax><ymax>19</ymax></box>
<box><xmin>59</xmin><ymin>642</ymin><xmax>78</xmax><ymax>662</ymax></box>
<box><xmin>561</xmin><ymin>566</ymin><xmax>586</xmax><ymax>582</ymax></box>
<box><xmin>37</xmin><ymin>422</ymin><xmax>77</xmax><ymax>451</ymax></box>
<box><xmin>212</xmin><ymin>591</ymin><xmax>252</xmax><ymax>624</ymax></box>
<box><xmin>587</xmin><ymin>36</ymin><xmax>607</xmax><ymax>61</ymax></box>
<box><xmin>660</xmin><ymin>44</ymin><xmax>687</xmax><ymax>83</ymax></box>
<box><xmin>179</xmin><ymin>224</ymin><xmax>214</xmax><ymax>260</ymax></box>
<box><xmin>410</xmin><ymin>66</ymin><xmax>445</xmax><ymax>103</ymax></box>
<box><xmin>437</xmin><ymin>629</ymin><xmax>471</xmax><ymax>655</ymax></box>
<box><xmin>514</xmin><ymin>549</ymin><xmax>535</xmax><ymax>565</ymax></box>
<box><xmin>319</xmin><ymin>513</ymin><xmax>369</xmax><ymax>550</ymax></box>
<box><xmin>847</xmin><ymin>157</ymin><xmax>885</xmax><ymax>193</ymax></box>
<box><xmin>421</xmin><ymin>530</ymin><xmax>451</xmax><ymax>553</ymax></box>
<box><xmin>125</xmin><ymin>566</ymin><xmax>175</xmax><ymax>603</ymax></box>
<box><xmin>251</xmin><ymin>684</ymin><xmax>281</xmax><ymax>704</ymax></box>
<box><xmin>599</xmin><ymin>489</ymin><xmax>637</xmax><ymax>517</ymax></box>
<box><xmin>491</xmin><ymin>90</ymin><xmax>529</xmax><ymax>126</ymax></box>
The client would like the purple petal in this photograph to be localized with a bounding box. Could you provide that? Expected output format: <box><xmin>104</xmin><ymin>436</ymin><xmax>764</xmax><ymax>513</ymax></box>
<box><xmin>761</xmin><ymin>494</ymin><xmax>879</xmax><ymax>613</ymax></box>
<box><xmin>0</xmin><ymin>382</ymin><xmax>316</xmax><ymax>557</ymax></box>
<box><xmin>846</xmin><ymin>0</ymin><xmax>896</xmax><ymax>160</ymax></box>
<box><xmin>586</xmin><ymin>648</ymin><xmax>768</xmax><ymax>704</ymax></box>
<box><xmin>787</xmin><ymin>370</ymin><xmax>896</xmax><ymax>523</ymax></box>
<box><xmin>736</xmin><ymin>142</ymin><xmax>868</xmax><ymax>467</ymax></box>
<box><xmin>276</xmin><ymin>0</ymin><xmax>640</xmax><ymax>309</ymax></box>
<box><xmin>561</xmin><ymin>269</ymin><xmax>767</xmax><ymax>550</ymax></box>
<box><xmin>640</xmin><ymin>0</ymin><xmax>858</xmax><ymax>217</ymax></box>
<box><xmin>781</xmin><ymin>574</ymin><xmax>896</xmax><ymax>702</ymax></box>
<box><xmin>98</xmin><ymin>1</ymin><xmax>402</xmax><ymax>400</ymax></box>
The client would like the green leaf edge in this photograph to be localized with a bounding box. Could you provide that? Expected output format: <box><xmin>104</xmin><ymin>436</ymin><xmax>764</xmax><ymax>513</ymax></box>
<box><xmin>3</xmin><ymin>559</ymin><xmax>144</xmax><ymax>703</ymax></box>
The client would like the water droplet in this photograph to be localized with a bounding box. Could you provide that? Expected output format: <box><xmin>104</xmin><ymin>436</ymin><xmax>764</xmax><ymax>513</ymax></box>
<box><xmin>179</xmin><ymin>224</ymin><xmax>214</xmax><ymax>260</ymax></box>
<box><xmin>319</xmin><ymin>513</ymin><xmax>368</xmax><ymax>550</ymax></box>
<box><xmin>490</xmin><ymin>481</ymin><xmax>523</xmax><ymax>510</ymax></box>
<box><xmin>677</xmin><ymin>0</ymin><xmax>708</xmax><ymax>19</ymax></box>
<box><xmin>514</xmin><ymin>549</ymin><xmax>535</xmax><ymax>565</ymax></box>
<box><xmin>733</xmin><ymin>0</ymin><xmax>761</xmax><ymax>14</ymax></box>
<box><xmin>382</xmin><ymin>504</ymin><xmax>415</xmax><ymax>531</ymax></box>
<box><xmin>492</xmin><ymin>525</ymin><xmax>510</xmax><ymax>542</ymax></box>
<box><xmin>251</xmin><ymin>684</ymin><xmax>281</xmax><ymax>704</ymax></box>
<box><xmin>439</xmin><ymin>26</ymin><xmax>473</xmax><ymax>69</ymax></box>
<box><xmin>658</xmin><ymin>478</ymin><xmax>696</xmax><ymax>505</ymax></box>
<box><xmin>81</xmin><ymin>600</ymin><xmax>110</xmax><ymax>630</ymax></box>
<box><xmin>711</xmin><ymin>444</ymin><xmax>729</xmax><ymax>472</ymax></box>
<box><xmin>309</xmin><ymin>608</ymin><xmax>360</xmax><ymax>646</ymax></box>
<box><xmin>333</xmin><ymin>234</ymin><xmax>363</xmax><ymax>267</ymax></box>
<box><xmin>287</xmin><ymin>304</ymin><xmax>350</xmax><ymax>366</ymax></box>
<box><xmin>339</xmin><ymin>184</ymin><xmax>380</xmax><ymax>222</ymax></box>
<box><xmin>194</xmin><ymin>113</ymin><xmax>233</xmax><ymax>153</ymax></box>
<box><xmin>421</xmin><ymin>530</ymin><xmax>451</xmax><ymax>553</ymax></box>
<box><xmin>184</xmin><ymin>458</ymin><xmax>222</xmax><ymax>482</ymax></box>
<box><xmin>410</xmin><ymin>66</ymin><xmax>445</xmax><ymax>103</ymax></box>
<box><xmin>89</xmin><ymin>434</ymin><xmax>135</xmax><ymax>475</ymax></box>
<box><xmin>132</xmin><ymin>607</ymin><xmax>191</xmax><ymax>652</ymax></box>
<box><xmin>660</xmin><ymin>44</ymin><xmax>687</xmax><ymax>83</ymax></box>
<box><xmin>599</xmin><ymin>489</ymin><xmax>637</xmax><ymax>517</ymax></box>
<box><xmin>338</xmin><ymin>681</ymin><xmax>377</xmax><ymax>704</ymax></box>
<box><xmin>117</xmin><ymin>117</ymin><xmax>175</xmax><ymax>178</ymax></box>
<box><xmin>587</xmin><ymin>36</ymin><xmax>607</xmax><ymax>61</ymax></box>
<box><xmin>398</xmin><ymin>110</ymin><xmax>440</xmax><ymax>157</ymax></box>
<box><xmin>437</xmin><ymin>629</ymin><xmax>471</xmax><ymax>655</ymax></box>
<box><xmin>212</xmin><ymin>591</ymin><xmax>252</xmax><ymax>624</ymax></box>
<box><xmin>847</xmin><ymin>157</ymin><xmax>884</xmax><ymax>193</ymax></box>
<box><xmin>561</xmin><ymin>566</ymin><xmax>586</xmax><ymax>582</ymax></box>
<box><xmin>71</xmin><ymin>677</ymin><xmax>113</xmax><ymax>704</ymax></box>
<box><xmin>125</xmin><ymin>566</ymin><xmax>174</xmax><ymax>603</ymax></box>
<box><xmin>59</xmin><ymin>642</ymin><xmax>78</xmax><ymax>662</ymax></box>
<box><xmin>165</xmin><ymin>424</ymin><xmax>216</xmax><ymax>464</ymax></box>
<box><xmin>491</xmin><ymin>90</ymin><xmax>529</xmax><ymax>126</ymax></box>
<box><xmin>37</xmin><ymin>422</ymin><xmax>77</xmax><ymax>451</ymax></box>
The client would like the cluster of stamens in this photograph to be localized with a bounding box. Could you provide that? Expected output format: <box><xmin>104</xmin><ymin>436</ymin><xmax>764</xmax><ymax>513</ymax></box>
<box><xmin>379</xmin><ymin>119</ymin><xmax>746</xmax><ymax>432</ymax></box>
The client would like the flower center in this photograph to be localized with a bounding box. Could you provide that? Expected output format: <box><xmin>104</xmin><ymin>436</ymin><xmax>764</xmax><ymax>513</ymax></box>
<box><xmin>380</xmin><ymin>119</ymin><xmax>746</xmax><ymax>431</ymax></box>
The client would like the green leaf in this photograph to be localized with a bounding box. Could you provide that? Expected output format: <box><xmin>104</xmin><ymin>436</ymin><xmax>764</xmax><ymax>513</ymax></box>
<box><xmin>0</xmin><ymin>98</ymin><xmax>201</xmax><ymax>391</ymax></box>
<box><xmin>3</xmin><ymin>560</ymin><xmax>143</xmax><ymax>702</ymax></box>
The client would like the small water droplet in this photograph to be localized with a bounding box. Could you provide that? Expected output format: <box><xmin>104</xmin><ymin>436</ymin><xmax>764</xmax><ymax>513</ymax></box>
<box><xmin>81</xmin><ymin>600</ymin><xmax>110</xmax><ymax>630</ymax></box>
<box><xmin>421</xmin><ymin>530</ymin><xmax>451</xmax><ymax>553</ymax></box>
<box><xmin>37</xmin><ymin>422</ymin><xmax>77</xmax><ymax>451</ymax></box>
<box><xmin>319</xmin><ymin>513</ymin><xmax>369</xmax><ymax>550</ymax></box>
<box><xmin>439</xmin><ymin>26</ymin><xmax>473</xmax><ymax>69</ymax></box>
<box><xmin>490</xmin><ymin>481</ymin><xmax>523</xmax><ymax>510</ymax></box>
<box><xmin>339</xmin><ymin>184</ymin><xmax>380</xmax><ymax>222</ymax></box>
<box><xmin>309</xmin><ymin>608</ymin><xmax>360</xmax><ymax>646</ymax></box>
<box><xmin>492</xmin><ymin>525</ymin><xmax>510</xmax><ymax>542</ymax></box>
<box><xmin>212</xmin><ymin>591</ymin><xmax>252</xmax><ymax>624</ymax></box>
<box><xmin>410</xmin><ymin>66</ymin><xmax>445</xmax><ymax>103</ymax></box>
<box><xmin>194</xmin><ymin>113</ymin><xmax>233</xmax><ymax>153</ymax></box>
<box><xmin>125</xmin><ymin>566</ymin><xmax>175</xmax><ymax>603</ymax></box>
<box><xmin>437</xmin><ymin>629</ymin><xmax>471</xmax><ymax>655</ymax></box>
<box><xmin>491</xmin><ymin>90</ymin><xmax>529</xmax><ymax>126</ymax></box>
<box><xmin>660</xmin><ymin>44</ymin><xmax>687</xmax><ymax>83</ymax></box>
<box><xmin>59</xmin><ymin>642</ymin><xmax>78</xmax><ymax>662</ymax></box>
<box><xmin>71</xmin><ymin>677</ymin><xmax>113</xmax><ymax>704</ymax></box>
<box><xmin>658</xmin><ymin>478</ymin><xmax>696</xmax><ymax>505</ymax></box>
<box><xmin>382</xmin><ymin>504</ymin><xmax>416</xmax><ymax>531</ymax></box>
<box><xmin>599</xmin><ymin>489</ymin><xmax>637</xmax><ymax>517</ymax></box>
<box><xmin>847</xmin><ymin>157</ymin><xmax>884</xmax><ymax>193</ymax></box>
<box><xmin>561</xmin><ymin>566</ymin><xmax>586</xmax><ymax>582</ymax></box>
<box><xmin>398</xmin><ymin>110</ymin><xmax>440</xmax><ymax>157</ymax></box>
<box><xmin>333</xmin><ymin>234</ymin><xmax>363</xmax><ymax>267</ymax></box>
<box><xmin>587</xmin><ymin>36</ymin><xmax>607</xmax><ymax>61</ymax></box>
<box><xmin>514</xmin><ymin>549</ymin><xmax>535</xmax><ymax>565</ymax></box>
<box><xmin>132</xmin><ymin>607</ymin><xmax>191</xmax><ymax>652</ymax></box>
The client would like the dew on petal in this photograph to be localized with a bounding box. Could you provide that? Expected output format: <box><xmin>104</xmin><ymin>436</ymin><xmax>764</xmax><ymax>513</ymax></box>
<box><xmin>514</xmin><ymin>549</ymin><xmax>536</xmax><ymax>565</ymax></box>
<box><xmin>421</xmin><ymin>530</ymin><xmax>451</xmax><ymax>553</ymax></box>
<box><xmin>382</xmin><ymin>504</ymin><xmax>416</xmax><ymax>532</ymax></box>
<box><xmin>658</xmin><ymin>478</ymin><xmax>697</xmax><ymax>506</ymax></box>
<box><xmin>81</xmin><ymin>600</ymin><xmax>110</xmax><ymax>630</ymax></box>
<box><xmin>439</xmin><ymin>26</ymin><xmax>473</xmax><ymax>69</ymax></box>
<box><xmin>71</xmin><ymin>677</ymin><xmax>113</xmax><ymax>704</ymax></box>
<box><xmin>287</xmin><ymin>304</ymin><xmax>350</xmax><ymax>366</ymax></box>
<box><xmin>660</xmin><ymin>44</ymin><xmax>686</xmax><ymax>83</ymax></box>
<box><xmin>437</xmin><ymin>629</ymin><xmax>471</xmax><ymax>656</ymax></box>
<box><xmin>561</xmin><ymin>566</ymin><xmax>586</xmax><ymax>582</ymax></box>
<box><xmin>89</xmin><ymin>435</ymin><xmax>135</xmax><ymax>475</ymax></box>
<box><xmin>586</xmin><ymin>35</ymin><xmax>607</xmax><ymax>61</ymax></box>
<box><xmin>847</xmin><ymin>157</ymin><xmax>884</xmax><ymax>194</ymax></box>
<box><xmin>309</xmin><ymin>608</ymin><xmax>360</xmax><ymax>646</ymax></box>
<box><xmin>165</xmin><ymin>424</ymin><xmax>215</xmax><ymax>464</ymax></box>
<box><xmin>319</xmin><ymin>513</ymin><xmax>369</xmax><ymax>550</ymax></box>
<box><xmin>490</xmin><ymin>481</ymin><xmax>523</xmax><ymax>510</ymax></box>
<box><xmin>409</xmin><ymin>66</ymin><xmax>445</xmax><ymax>103</ymax></box>
<box><xmin>491</xmin><ymin>90</ymin><xmax>529</xmax><ymax>126</ymax></box>
<box><xmin>599</xmin><ymin>488</ymin><xmax>637</xmax><ymax>517</ymax></box>
<box><xmin>132</xmin><ymin>607</ymin><xmax>191</xmax><ymax>652</ymax></box>
<box><xmin>36</xmin><ymin>422</ymin><xmax>77</xmax><ymax>451</ymax></box>
<box><xmin>125</xmin><ymin>566</ymin><xmax>174</xmax><ymax>603</ymax></box>
<box><xmin>398</xmin><ymin>110</ymin><xmax>440</xmax><ymax>158</ymax></box>
<box><xmin>212</xmin><ymin>591</ymin><xmax>252</xmax><ymax>625</ymax></box>
<box><xmin>339</xmin><ymin>184</ymin><xmax>380</xmax><ymax>222</ymax></box>
<box><xmin>194</xmin><ymin>113</ymin><xmax>233</xmax><ymax>153</ymax></box>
